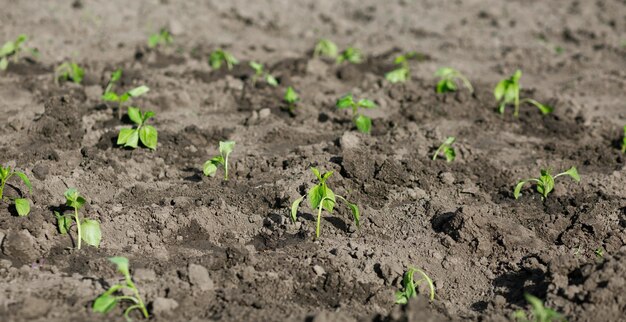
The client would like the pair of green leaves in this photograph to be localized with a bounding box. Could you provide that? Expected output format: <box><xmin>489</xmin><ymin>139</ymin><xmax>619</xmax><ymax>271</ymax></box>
<box><xmin>432</xmin><ymin>137</ymin><xmax>456</xmax><ymax>163</ymax></box>
<box><xmin>55</xmin><ymin>188</ymin><xmax>101</xmax><ymax>249</ymax></box>
<box><xmin>0</xmin><ymin>34</ymin><xmax>27</xmax><ymax>70</ymax></box>
<box><xmin>336</xmin><ymin>94</ymin><xmax>377</xmax><ymax>134</ymax></box>
<box><xmin>435</xmin><ymin>67</ymin><xmax>474</xmax><ymax>94</ymax></box>
<box><xmin>395</xmin><ymin>267</ymin><xmax>436</xmax><ymax>304</ymax></box>
<box><xmin>203</xmin><ymin>141</ymin><xmax>236</xmax><ymax>181</ymax></box>
<box><xmin>93</xmin><ymin>256</ymin><xmax>150</xmax><ymax>320</ymax></box>
<box><xmin>514</xmin><ymin>166</ymin><xmax>580</xmax><ymax>200</ymax></box>
<box><xmin>117</xmin><ymin>107</ymin><xmax>158</xmax><ymax>150</ymax></box>
<box><xmin>314</xmin><ymin>39</ymin><xmax>339</xmax><ymax>59</ymax></box>
<box><xmin>385</xmin><ymin>52</ymin><xmax>419</xmax><ymax>83</ymax></box>
<box><xmin>103</xmin><ymin>85</ymin><xmax>150</xmax><ymax>107</ymax></box>
<box><xmin>147</xmin><ymin>29</ymin><xmax>173</xmax><ymax>48</ymax></box>
<box><xmin>0</xmin><ymin>165</ymin><xmax>32</xmax><ymax>217</ymax></box>
<box><xmin>337</xmin><ymin>47</ymin><xmax>363</xmax><ymax>64</ymax></box>
<box><xmin>512</xmin><ymin>293</ymin><xmax>565</xmax><ymax>322</ymax></box>
<box><xmin>210</xmin><ymin>49</ymin><xmax>238</xmax><ymax>70</ymax></box>
<box><xmin>290</xmin><ymin>168</ymin><xmax>360</xmax><ymax>238</ymax></box>
<box><xmin>494</xmin><ymin>70</ymin><xmax>552</xmax><ymax>117</ymax></box>
<box><xmin>249</xmin><ymin>61</ymin><xmax>278</xmax><ymax>87</ymax></box>
<box><xmin>55</xmin><ymin>62</ymin><xmax>84</xmax><ymax>85</ymax></box>
<box><xmin>284</xmin><ymin>86</ymin><xmax>299</xmax><ymax>113</ymax></box>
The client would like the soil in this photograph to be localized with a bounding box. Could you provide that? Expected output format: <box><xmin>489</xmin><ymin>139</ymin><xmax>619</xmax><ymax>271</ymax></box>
<box><xmin>1</xmin><ymin>0</ymin><xmax>625</xmax><ymax>321</ymax></box>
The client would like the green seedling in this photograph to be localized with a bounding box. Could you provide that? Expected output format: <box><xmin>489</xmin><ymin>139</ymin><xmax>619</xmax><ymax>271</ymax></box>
<box><xmin>147</xmin><ymin>28</ymin><xmax>173</xmax><ymax>48</ymax></box>
<box><xmin>395</xmin><ymin>267</ymin><xmax>435</xmax><ymax>304</ymax></box>
<box><xmin>313</xmin><ymin>39</ymin><xmax>338</xmax><ymax>59</ymax></box>
<box><xmin>595</xmin><ymin>247</ymin><xmax>604</xmax><ymax>259</ymax></box>
<box><xmin>0</xmin><ymin>34</ymin><xmax>28</xmax><ymax>70</ymax></box>
<box><xmin>432</xmin><ymin>137</ymin><xmax>456</xmax><ymax>163</ymax></box>
<box><xmin>249</xmin><ymin>61</ymin><xmax>278</xmax><ymax>87</ymax></box>
<box><xmin>55</xmin><ymin>61</ymin><xmax>84</xmax><ymax>85</ymax></box>
<box><xmin>435</xmin><ymin>67</ymin><xmax>474</xmax><ymax>94</ymax></box>
<box><xmin>102</xmin><ymin>69</ymin><xmax>150</xmax><ymax>119</ymax></box>
<box><xmin>203</xmin><ymin>141</ymin><xmax>235</xmax><ymax>181</ymax></box>
<box><xmin>494</xmin><ymin>70</ymin><xmax>553</xmax><ymax>117</ymax></box>
<box><xmin>117</xmin><ymin>107</ymin><xmax>158</xmax><ymax>150</ymax></box>
<box><xmin>54</xmin><ymin>188</ymin><xmax>101</xmax><ymax>250</ymax></box>
<box><xmin>512</xmin><ymin>293</ymin><xmax>565</xmax><ymax>322</ymax></box>
<box><xmin>336</xmin><ymin>94</ymin><xmax>377</xmax><ymax>134</ymax></box>
<box><xmin>291</xmin><ymin>167</ymin><xmax>360</xmax><ymax>238</ymax></box>
<box><xmin>93</xmin><ymin>257</ymin><xmax>149</xmax><ymax>321</ymax></box>
<box><xmin>621</xmin><ymin>125</ymin><xmax>625</xmax><ymax>153</ymax></box>
<box><xmin>283</xmin><ymin>86</ymin><xmax>299</xmax><ymax>113</ymax></box>
<box><xmin>209</xmin><ymin>49</ymin><xmax>238</xmax><ymax>70</ymax></box>
<box><xmin>514</xmin><ymin>166</ymin><xmax>580</xmax><ymax>201</ymax></box>
<box><xmin>385</xmin><ymin>52</ymin><xmax>419</xmax><ymax>83</ymax></box>
<box><xmin>0</xmin><ymin>165</ymin><xmax>32</xmax><ymax>217</ymax></box>
<box><xmin>337</xmin><ymin>47</ymin><xmax>363</xmax><ymax>64</ymax></box>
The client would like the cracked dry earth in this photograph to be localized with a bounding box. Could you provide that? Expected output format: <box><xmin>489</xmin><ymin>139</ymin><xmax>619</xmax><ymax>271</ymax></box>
<box><xmin>1</xmin><ymin>0</ymin><xmax>625</xmax><ymax>321</ymax></box>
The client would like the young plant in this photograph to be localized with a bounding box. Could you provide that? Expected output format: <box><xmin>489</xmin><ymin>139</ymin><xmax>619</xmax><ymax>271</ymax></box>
<box><xmin>54</xmin><ymin>188</ymin><xmax>101</xmax><ymax>250</ymax></box>
<box><xmin>0</xmin><ymin>165</ymin><xmax>32</xmax><ymax>217</ymax></box>
<box><xmin>209</xmin><ymin>49</ymin><xmax>238</xmax><ymax>70</ymax></box>
<box><xmin>313</xmin><ymin>39</ymin><xmax>338</xmax><ymax>59</ymax></box>
<box><xmin>117</xmin><ymin>107</ymin><xmax>158</xmax><ymax>150</ymax></box>
<box><xmin>249</xmin><ymin>61</ymin><xmax>278</xmax><ymax>87</ymax></box>
<box><xmin>337</xmin><ymin>47</ymin><xmax>363</xmax><ymax>64</ymax></box>
<box><xmin>147</xmin><ymin>28</ymin><xmax>173</xmax><ymax>48</ymax></box>
<box><xmin>336</xmin><ymin>94</ymin><xmax>377</xmax><ymax>134</ymax></box>
<box><xmin>283</xmin><ymin>86</ymin><xmax>299</xmax><ymax>113</ymax></box>
<box><xmin>494</xmin><ymin>70</ymin><xmax>552</xmax><ymax>117</ymax></box>
<box><xmin>621</xmin><ymin>125</ymin><xmax>626</xmax><ymax>153</ymax></box>
<box><xmin>435</xmin><ymin>67</ymin><xmax>474</xmax><ymax>94</ymax></box>
<box><xmin>395</xmin><ymin>267</ymin><xmax>435</xmax><ymax>304</ymax></box>
<box><xmin>290</xmin><ymin>167</ymin><xmax>360</xmax><ymax>238</ymax></box>
<box><xmin>203</xmin><ymin>141</ymin><xmax>235</xmax><ymax>181</ymax></box>
<box><xmin>0</xmin><ymin>34</ymin><xmax>28</xmax><ymax>71</ymax></box>
<box><xmin>432</xmin><ymin>137</ymin><xmax>456</xmax><ymax>163</ymax></box>
<box><xmin>102</xmin><ymin>69</ymin><xmax>150</xmax><ymax>119</ymax></box>
<box><xmin>93</xmin><ymin>257</ymin><xmax>149</xmax><ymax>320</ymax></box>
<box><xmin>514</xmin><ymin>166</ymin><xmax>580</xmax><ymax>201</ymax></box>
<box><xmin>385</xmin><ymin>52</ymin><xmax>419</xmax><ymax>83</ymax></box>
<box><xmin>55</xmin><ymin>61</ymin><xmax>85</xmax><ymax>85</ymax></box>
<box><xmin>512</xmin><ymin>294</ymin><xmax>565</xmax><ymax>322</ymax></box>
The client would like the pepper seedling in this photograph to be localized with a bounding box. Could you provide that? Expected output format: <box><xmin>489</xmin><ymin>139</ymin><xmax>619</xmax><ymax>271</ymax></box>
<box><xmin>0</xmin><ymin>165</ymin><xmax>32</xmax><ymax>217</ymax></box>
<box><xmin>337</xmin><ymin>47</ymin><xmax>363</xmax><ymax>64</ymax></box>
<box><xmin>313</xmin><ymin>39</ymin><xmax>338</xmax><ymax>59</ymax></box>
<box><xmin>147</xmin><ymin>28</ymin><xmax>173</xmax><ymax>48</ymax></box>
<box><xmin>203</xmin><ymin>141</ymin><xmax>235</xmax><ymax>181</ymax></box>
<box><xmin>432</xmin><ymin>137</ymin><xmax>456</xmax><ymax>163</ymax></box>
<box><xmin>209</xmin><ymin>49</ymin><xmax>238</xmax><ymax>70</ymax></box>
<box><xmin>494</xmin><ymin>70</ymin><xmax>552</xmax><ymax>117</ymax></box>
<box><xmin>385</xmin><ymin>52</ymin><xmax>419</xmax><ymax>83</ymax></box>
<box><xmin>55</xmin><ymin>61</ymin><xmax>84</xmax><ymax>85</ymax></box>
<box><xmin>54</xmin><ymin>188</ymin><xmax>101</xmax><ymax>250</ymax></box>
<box><xmin>395</xmin><ymin>267</ymin><xmax>435</xmax><ymax>304</ymax></box>
<box><xmin>514</xmin><ymin>166</ymin><xmax>580</xmax><ymax>200</ymax></box>
<box><xmin>0</xmin><ymin>34</ymin><xmax>28</xmax><ymax>71</ymax></box>
<box><xmin>102</xmin><ymin>69</ymin><xmax>150</xmax><ymax>119</ymax></box>
<box><xmin>621</xmin><ymin>125</ymin><xmax>625</xmax><ymax>153</ymax></box>
<box><xmin>336</xmin><ymin>94</ymin><xmax>377</xmax><ymax>134</ymax></box>
<box><xmin>512</xmin><ymin>293</ymin><xmax>565</xmax><ymax>322</ymax></box>
<box><xmin>291</xmin><ymin>167</ymin><xmax>360</xmax><ymax>238</ymax></box>
<box><xmin>283</xmin><ymin>86</ymin><xmax>299</xmax><ymax>114</ymax></box>
<box><xmin>249</xmin><ymin>61</ymin><xmax>278</xmax><ymax>87</ymax></box>
<box><xmin>435</xmin><ymin>67</ymin><xmax>474</xmax><ymax>94</ymax></box>
<box><xmin>117</xmin><ymin>107</ymin><xmax>158</xmax><ymax>150</ymax></box>
<box><xmin>93</xmin><ymin>257</ymin><xmax>149</xmax><ymax>320</ymax></box>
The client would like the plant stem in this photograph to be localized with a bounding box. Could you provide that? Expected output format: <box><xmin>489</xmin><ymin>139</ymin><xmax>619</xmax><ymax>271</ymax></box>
<box><xmin>0</xmin><ymin>179</ymin><xmax>5</xmax><ymax>201</ymax></box>
<box><xmin>224</xmin><ymin>157</ymin><xmax>229</xmax><ymax>181</ymax></box>
<box><xmin>74</xmin><ymin>206</ymin><xmax>82</xmax><ymax>250</ymax></box>
<box><xmin>126</xmin><ymin>276</ymin><xmax>149</xmax><ymax>318</ymax></box>
<box><xmin>316</xmin><ymin>200</ymin><xmax>324</xmax><ymax>238</ymax></box>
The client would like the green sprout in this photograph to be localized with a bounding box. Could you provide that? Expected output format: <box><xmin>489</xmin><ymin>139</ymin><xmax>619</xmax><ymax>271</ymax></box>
<box><xmin>512</xmin><ymin>294</ymin><xmax>565</xmax><ymax>322</ymax></box>
<box><xmin>514</xmin><ymin>167</ymin><xmax>580</xmax><ymax>201</ymax></box>
<box><xmin>621</xmin><ymin>125</ymin><xmax>625</xmax><ymax>153</ymax></box>
<box><xmin>147</xmin><ymin>28</ymin><xmax>173</xmax><ymax>48</ymax></box>
<box><xmin>55</xmin><ymin>61</ymin><xmax>84</xmax><ymax>85</ymax></box>
<box><xmin>595</xmin><ymin>247</ymin><xmax>604</xmax><ymax>259</ymax></box>
<box><xmin>93</xmin><ymin>257</ymin><xmax>149</xmax><ymax>321</ymax></box>
<box><xmin>0</xmin><ymin>165</ymin><xmax>32</xmax><ymax>217</ymax></box>
<box><xmin>249</xmin><ymin>61</ymin><xmax>278</xmax><ymax>87</ymax></box>
<box><xmin>0</xmin><ymin>34</ymin><xmax>28</xmax><ymax>71</ymax></box>
<box><xmin>54</xmin><ymin>188</ymin><xmax>101</xmax><ymax>250</ymax></box>
<box><xmin>336</xmin><ymin>94</ymin><xmax>377</xmax><ymax>134</ymax></box>
<box><xmin>494</xmin><ymin>70</ymin><xmax>553</xmax><ymax>117</ymax></box>
<box><xmin>432</xmin><ymin>137</ymin><xmax>456</xmax><ymax>163</ymax></box>
<box><xmin>291</xmin><ymin>167</ymin><xmax>360</xmax><ymax>238</ymax></box>
<box><xmin>435</xmin><ymin>67</ymin><xmax>474</xmax><ymax>94</ymax></box>
<box><xmin>385</xmin><ymin>52</ymin><xmax>419</xmax><ymax>83</ymax></box>
<box><xmin>209</xmin><ymin>49</ymin><xmax>238</xmax><ymax>70</ymax></box>
<box><xmin>337</xmin><ymin>47</ymin><xmax>363</xmax><ymax>64</ymax></box>
<box><xmin>313</xmin><ymin>39</ymin><xmax>338</xmax><ymax>59</ymax></box>
<box><xmin>395</xmin><ymin>267</ymin><xmax>435</xmax><ymax>304</ymax></box>
<box><xmin>117</xmin><ymin>107</ymin><xmax>158</xmax><ymax>150</ymax></box>
<box><xmin>283</xmin><ymin>86</ymin><xmax>299</xmax><ymax>113</ymax></box>
<box><xmin>102</xmin><ymin>69</ymin><xmax>150</xmax><ymax>119</ymax></box>
<box><xmin>203</xmin><ymin>141</ymin><xmax>235</xmax><ymax>181</ymax></box>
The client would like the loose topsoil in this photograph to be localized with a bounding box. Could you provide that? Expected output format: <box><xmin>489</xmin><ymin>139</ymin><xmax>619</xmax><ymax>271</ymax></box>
<box><xmin>1</xmin><ymin>0</ymin><xmax>625</xmax><ymax>321</ymax></box>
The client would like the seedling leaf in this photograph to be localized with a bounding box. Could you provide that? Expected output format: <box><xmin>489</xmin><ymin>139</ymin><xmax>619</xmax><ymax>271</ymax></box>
<box><xmin>102</xmin><ymin>92</ymin><xmax>119</xmax><ymax>102</ymax></box>
<box><xmin>54</xmin><ymin>211</ymin><xmax>72</xmax><ymax>235</ymax></box>
<box><xmin>514</xmin><ymin>181</ymin><xmax>526</xmax><ymax>200</ymax></box>
<box><xmin>109</xmin><ymin>256</ymin><xmax>130</xmax><ymax>275</ymax></box>
<box><xmin>139</xmin><ymin>125</ymin><xmax>158</xmax><ymax>150</ymax></box>
<box><xmin>93</xmin><ymin>294</ymin><xmax>118</xmax><ymax>313</ymax></box>
<box><xmin>219</xmin><ymin>141</ymin><xmax>235</xmax><ymax>158</ymax></box>
<box><xmin>127</xmin><ymin>107</ymin><xmax>142</xmax><ymax>125</ymax></box>
<box><xmin>127</xmin><ymin>85</ymin><xmax>150</xmax><ymax>97</ymax></box>
<box><xmin>290</xmin><ymin>196</ymin><xmax>304</xmax><ymax>223</ymax></box>
<box><xmin>355</xmin><ymin>114</ymin><xmax>372</xmax><ymax>134</ymax></box>
<box><xmin>336</xmin><ymin>95</ymin><xmax>354</xmax><ymax>109</ymax></box>
<box><xmin>15</xmin><ymin>198</ymin><xmax>30</xmax><ymax>217</ymax></box>
<box><xmin>314</xmin><ymin>39</ymin><xmax>338</xmax><ymax>58</ymax></box>
<box><xmin>81</xmin><ymin>219</ymin><xmax>101</xmax><ymax>247</ymax></box>
<box><xmin>357</xmin><ymin>99</ymin><xmax>377</xmax><ymax>109</ymax></box>
<box><xmin>203</xmin><ymin>161</ymin><xmax>218</xmax><ymax>177</ymax></box>
<box><xmin>385</xmin><ymin>67</ymin><xmax>408</xmax><ymax>83</ymax></box>
<box><xmin>14</xmin><ymin>171</ymin><xmax>32</xmax><ymax>193</ymax></box>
